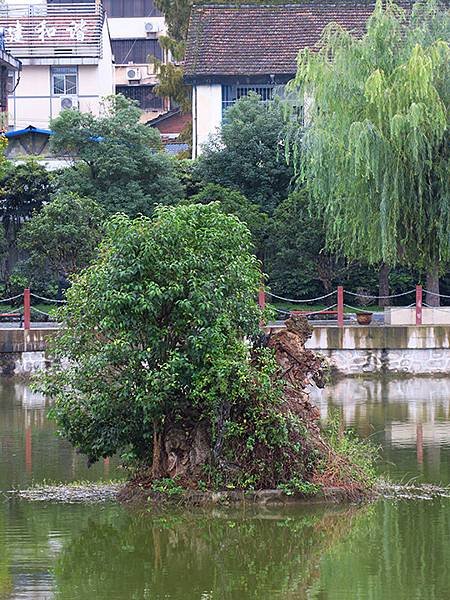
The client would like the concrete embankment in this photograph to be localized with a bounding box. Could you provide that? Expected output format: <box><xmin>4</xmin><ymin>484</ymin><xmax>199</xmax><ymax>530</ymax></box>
<box><xmin>0</xmin><ymin>327</ymin><xmax>57</xmax><ymax>376</ymax></box>
<box><xmin>1</xmin><ymin>324</ymin><xmax>449</xmax><ymax>377</ymax></box>
<box><xmin>266</xmin><ymin>324</ymin><xmax>450</xmax><ymax>376</ymax></box>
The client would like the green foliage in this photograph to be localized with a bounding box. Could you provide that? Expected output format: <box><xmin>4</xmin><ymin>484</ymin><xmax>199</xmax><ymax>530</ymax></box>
<box><xmin>189</xmin><ymin>183</ymin><xmax>270</xmax><ymax>258</ymax></box>
<box><xmin>154</xmin><ymin>62</ymin><xmax>191</xmax><ymax>112</ymax></box>
<box><xmin>18</xmin><ymin>193</ymin><xmax>104</xmax><ymax>278</ymax></box>
<box><xmin>0</xmin><ymin>159</ymin><xmax>55</xmax><ymax>283</ymax></box>
<box><xmin>197</xmin><ymin>93</ymin><xmax>294</xmax><ymax>214</ymax></box>
<box><xmin>267</xmin><ymin>190</ymin><xmax>347</xmax><ymax>297</ymax></box>
<box><xmin>285</xmin><ymin>0</ymin><xmax>450</xmax><ymax>272</ymax></box>
<box><xmin>278</xmin><ymin>477</ymin><xmax>321</xmax><ymax>497</ymax></box>
<box><xmin>38</xmin><ymin>203</ymin><xmax>263</xmax><ymax>464</ymax></box>
<box><xmin>154</xmin><ymin>0</ymin><xmax>192</xmax><ymax>42</ymax></box>
<box><xmin>0</xmin><ymin>159</ymin><xmax>54</xmax><ymax>226</ymax></box>
<box><xmin>152</xmin><ymin>1</ymin><xmax>192</xmax><ymax>110</ymax></box>
<box><xmin>51</xmin><ymin>95</ymin><xmax>183</xmax><ymax>216</ymax></box>
<box><xmin>151</xmin><ymin>478</ymin><xmax>185</xmax><ymax>497</ymax></box>
<box><xmin>323</xmin><ymin>410</ymin><xmax>379</xmax><ymax>487</ymax></box>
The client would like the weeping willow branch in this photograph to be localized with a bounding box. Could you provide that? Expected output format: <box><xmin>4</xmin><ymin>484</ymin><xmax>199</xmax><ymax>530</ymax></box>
<box><xmin>284</xmin><ymin>0</ymin><xmax>449</xmax><ymax>273</ymax></box>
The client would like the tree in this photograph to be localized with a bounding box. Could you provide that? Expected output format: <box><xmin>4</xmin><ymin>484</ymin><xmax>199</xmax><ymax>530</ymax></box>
<box><xmin>188</xmin><ymin>183</ymin><xmax>270</xmax><ymax>259</ymax></box>
<box><xmin>152</xmin><ymin>1</ymin><xmax>192</xmax><ymax>112</ymax></box>
<box><xmin>285</xmin><ymin>0</ymin><xmax>449</xmax><ymax>305</ymax></box>
<box><xmin>267</xmin><ymin>191</ymin><xmax>348</xmax><ymax>298</ymax></box>
<box><xmin>0</xmin><ymin>159</ymin><xmax>54</xmax><ymax>280</ymax></box>
<box><xmin>40</xmin><ymin>204</ymin><xmax>264</xmax><ymax>475</ymax></box>
<box><xmin>40</xmin><ymin>203</ymin><xmax>357</xmax><ymax>492</ymax></box>
<box><xmin>51</xmin><ymin>95</ymin><xmax>183</xmax><ymax>216</ymax></box>
<box><xmin>18</xmin><ymin>193</ymin><xmax>104</xmax><ymax>278</ymax></box>
<box><xmin>196</xmin><ymin>93</ymin><xmax>294</xmax><ymax>214</ymax></box>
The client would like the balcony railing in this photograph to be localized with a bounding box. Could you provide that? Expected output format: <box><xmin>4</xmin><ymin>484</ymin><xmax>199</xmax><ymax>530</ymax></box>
<box><xmin>0</xmin><ymin>3</ymin><xmax>104</xmax><ymax>59</ymax></box>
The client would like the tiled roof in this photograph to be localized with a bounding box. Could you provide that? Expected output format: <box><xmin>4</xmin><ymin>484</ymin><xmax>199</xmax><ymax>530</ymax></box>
<box><xmin>185</xmin><ymin>2</ymin><xmax>400</xmax><ymax>81</ymax></box>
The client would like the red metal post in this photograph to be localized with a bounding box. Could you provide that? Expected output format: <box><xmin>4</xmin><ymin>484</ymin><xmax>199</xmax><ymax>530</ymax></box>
<box><xmin>258</xmin><ymin>287</ymin><xmax>266</xmax><ymax>311</ymax></box>
<box><xmin>23</xmin><ymin>288</ymin><xmax>31</xmax><ymax>330</ymax></box>
<box><xmin>337</xmin><ymin>286</ymin><xmax>344</xmax><ymax>328</ymax></box>
<box><xmin>415</xmin><ymin>285</ymin><xmax>423</xmax><ymax>326</ymax></box>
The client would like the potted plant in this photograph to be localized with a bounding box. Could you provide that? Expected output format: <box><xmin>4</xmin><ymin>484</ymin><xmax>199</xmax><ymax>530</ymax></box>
<box><xmin>355</xmin><ymin>311</ymin><xmax>373</xmax><ymax>325</ymax></box>
<box><xmin>354</xmin><ymin>287</ymin><xmax>374</xmax><ymax>325</ymax></box>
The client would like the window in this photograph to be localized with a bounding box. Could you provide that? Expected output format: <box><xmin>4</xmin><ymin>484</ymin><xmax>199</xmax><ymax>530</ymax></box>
<box><xmin>112</xmin><ymin>39</ymin><xmax>162</xmax><ymax>64</ymax></box>
<box><xmin>116</xmin><ymin>85</ymin><xmax>163</xmax><ymax>110</ymax></box>
<box><xmin>51</xmin><ymin>66</ymin><xmax>78</xmax><ymax>95</ymax></box>
<box><xmin>221</xmin><ymin>84</ymin><xmax>276</xmax><ymax>117</ymax></box>
<box><xmin>103</xmin><ymin>0</ymin><xmax>161</xmax><ymax>18</ymax></box>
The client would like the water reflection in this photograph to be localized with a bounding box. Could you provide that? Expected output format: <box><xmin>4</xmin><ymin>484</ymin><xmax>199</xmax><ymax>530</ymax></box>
<box><xmin>0</xmin><ymin>382</ymin><xmax>118</xmax><ymax>490</ymax></box>
<box><xmin>1</xmin><ymin>503</ymin><xmax>366</xmax><ymax>600</ymax></box>
<box><xmin>0</xmin><ymin>379</ymin><xmax>449</xmax><ymax>599</ymax></box>
<box><xmin>310</xmin><ymin>377</ymin><xmax>450</xmax><ymax>484</ymax></box>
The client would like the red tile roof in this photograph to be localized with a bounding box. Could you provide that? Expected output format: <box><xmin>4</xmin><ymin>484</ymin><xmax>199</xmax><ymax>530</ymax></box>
<box><xmin>184</xmin><ymin>2</ymin><xmax>402</xmax><ymax>82</ymax></box>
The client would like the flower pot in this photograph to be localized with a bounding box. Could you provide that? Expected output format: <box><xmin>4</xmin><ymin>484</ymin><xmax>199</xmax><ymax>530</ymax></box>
<box><xmin>356</xmin><ymin>312</ymin><xmax>373</xmax><ymax>325</ymax></box>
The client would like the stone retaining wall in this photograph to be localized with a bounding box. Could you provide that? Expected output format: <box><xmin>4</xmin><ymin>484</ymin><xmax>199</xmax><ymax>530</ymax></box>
<box><xmin>306</xmin><ymin>325</ymin><xmax>450</xmax><ymax>376</ymax></box>
<box><xmin>0</xmin><ymin>328</ymin><xmax>56</xmax><ymax>376</ymax></box>
<box><xmin>264</xmin><ymin>324</ymin><xmax>450</xmax><ymax>376</ymax></box>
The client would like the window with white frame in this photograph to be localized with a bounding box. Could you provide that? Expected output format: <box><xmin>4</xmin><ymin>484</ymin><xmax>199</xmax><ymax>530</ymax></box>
<box><xmin>51</xmin><ymin>66</ymin><xmax>78</xmax><ymax>95</ymax></box>
<box><xmin>221</xmin><ymin>84</ymin><xmax>276</xmax><ymax>117</ymax></box>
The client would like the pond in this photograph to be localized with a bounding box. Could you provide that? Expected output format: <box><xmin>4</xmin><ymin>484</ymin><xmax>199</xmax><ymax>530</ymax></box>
<box><xmin>0</xmin><ymin>378</ymin><xmax>449</xmax><ymax>599</ymax></box>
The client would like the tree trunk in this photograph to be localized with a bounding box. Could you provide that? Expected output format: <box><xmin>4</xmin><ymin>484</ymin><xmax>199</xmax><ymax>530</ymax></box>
<box><xmin>152</xmin><ymin>425</ymin><xmax>164</xmax><ymax>479</ymax></box>
<box><xmin>378</xmin><ymin>263</ymin><xmax>391</xmax><ymax>307</ymax></box>
<box><xmin>425</xmin><ymin>265</ymin><xmax>440</xmax><ymax>307</ymax></box>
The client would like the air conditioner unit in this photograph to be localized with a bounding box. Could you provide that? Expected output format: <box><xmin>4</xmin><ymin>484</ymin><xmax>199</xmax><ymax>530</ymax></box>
<box><xmin>145</xmin><ymin>21</ymin><xmax>161</xmax><ymax>34</ymax></box>
<box><xmin>126</xmin><ymin>67</ymin><xmax>141</xmax><ymax>81</ymax></box>
<box><xmin>60</xmin><ymin>96</ymin><xmax>79</xmax><ymax>110</ymax></box>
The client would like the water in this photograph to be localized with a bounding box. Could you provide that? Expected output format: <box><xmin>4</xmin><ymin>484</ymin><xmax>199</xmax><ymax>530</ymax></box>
<box><xmin>0</xmin><ymin>379</ymin><xmax>449</xmax><ymax>599</ymax></box>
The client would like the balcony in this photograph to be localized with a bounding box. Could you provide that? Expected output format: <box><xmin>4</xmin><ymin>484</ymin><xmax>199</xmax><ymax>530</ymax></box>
<box><xmin>0</xmin><ymin>2</ymin><xmax>104</xmax><ymax>61</ymax></box>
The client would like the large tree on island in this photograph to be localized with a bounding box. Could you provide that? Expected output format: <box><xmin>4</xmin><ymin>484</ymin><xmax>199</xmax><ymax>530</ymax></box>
<box><xmin>38</xmin><ymin>203</ymin><xmax>375</xmax><ymax>492</ymax></box>
<box><xmin>285</xmin><ymin>0</ymin><xmax>449</xmax><ymax>305</ymax></box>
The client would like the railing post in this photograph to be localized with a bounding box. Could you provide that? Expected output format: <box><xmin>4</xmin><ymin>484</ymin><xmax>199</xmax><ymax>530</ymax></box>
<box><xmin>337</xmin><ymin>286</ymin><xmax>344</xmax><ymax>328</ymax></box>
<box><xmin>415</xmin><ymin>284</ymin><xmax>422</xmax><ymax>326</ymax></box>
<box><xmin>23</xmin><ymin>288</ymin><xmax>31</xmax><ymax>330</ymax></box>
<box><xmin>258</xmin><ymin>287</ymin><xmax>266</xmax><ymax>311</ymax></box>
<box><xmin>258</xmin><ymin>287</ymin><xmax>266</xmax><ymax>327</ymax></box>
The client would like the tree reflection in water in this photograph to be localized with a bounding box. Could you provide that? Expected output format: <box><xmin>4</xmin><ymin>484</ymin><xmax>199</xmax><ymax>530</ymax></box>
<box><xmin>53</xmin><ymin>506</ymin><xmax>364</xmax><ymax>600</ymax></box>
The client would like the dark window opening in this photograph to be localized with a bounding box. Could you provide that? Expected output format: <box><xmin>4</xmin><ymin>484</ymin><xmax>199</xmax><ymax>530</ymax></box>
<box><xmin>112</xmin><ymin>39</ymin><xmax>162</xmax><ymax>64</ymax></box>
<box><xmin>103</xmin><ymin>0</ymin><xmax>161</xmax><ymax>18</ymax></box>
<box><xmin>222</xmin><ymin>84</ymin><xmax>277</xmax><ymax>118</ymax></box>
<box><xmin>116</xmin><ymin>85</ymin><xmax>163</xmax><ymax>110</ymax></box>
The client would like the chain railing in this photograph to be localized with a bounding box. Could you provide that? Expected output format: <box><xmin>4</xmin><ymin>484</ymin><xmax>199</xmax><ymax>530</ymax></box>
<box><xmin>260</xmin><ymin>284</ymin><xmax>450</xmax><ymax>328</ymax></box>
<box><xmin>0</xmin><ymin>288</ymin><xmax>66</xmax><ymax>330</ymax></box>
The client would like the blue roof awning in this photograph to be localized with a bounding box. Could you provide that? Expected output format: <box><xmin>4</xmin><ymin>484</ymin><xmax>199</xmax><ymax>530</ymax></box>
<box><xmin>5</xmin><ymin>126</ymin><xmax>53</xmax><ymax>138</ymax></box>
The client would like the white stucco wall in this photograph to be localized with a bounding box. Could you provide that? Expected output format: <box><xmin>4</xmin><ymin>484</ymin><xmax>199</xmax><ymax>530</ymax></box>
<box><xmin>193</xmin><ymin>83</ymin><xmax>222</xmax><ymax>158</ymax></box>
<box><xmin>107</xmin><ymin>17</ymin><xmax>166</xmax><ymax>40</ymax></box>
<box><xmin>8</xmin><ymin>17</ymin><xmax>114</xmax><ymax>129</ymax></box>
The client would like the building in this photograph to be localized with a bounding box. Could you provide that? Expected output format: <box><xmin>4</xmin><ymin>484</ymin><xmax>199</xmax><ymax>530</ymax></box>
<box><xmin>103</xmin><ymin>0</ymin><xmax>169</xmax><ymax>122</ymax></box>
<box><xmin>184</xmin><ymin>2</ymin><xmax>378</xmax><ymax>157</ymax></box>
<box><xmin>0</xmin><ymin>0</ymin><xmax>114</xmax><ymax>130</ymax></box>
<box><xmin>0</xmin><ymin>32</ymin><xmax>21</xmax><ymax>130</ymax></box>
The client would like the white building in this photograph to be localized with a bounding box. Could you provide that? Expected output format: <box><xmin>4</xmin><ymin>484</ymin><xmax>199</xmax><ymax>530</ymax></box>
<box><xmin>103</xmin><ymin>0</ymin><xmax>169</xmax><ymax>122</ymax></box>
<box><xmin>0</xmin><ymin>0</ymin><xmax>114</xmax><ymax>130</ymax></box>
<box><xmin>184</xmin><ymin>3</ymin><xmax>377</xmax><ymax>158</ymax></box>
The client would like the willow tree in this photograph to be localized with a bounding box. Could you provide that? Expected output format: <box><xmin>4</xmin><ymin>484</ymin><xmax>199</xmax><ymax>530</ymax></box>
<box><xmin>285</xmin><ymin>0</ymin><xmax>449</xmax><ymax>305</ymax></box>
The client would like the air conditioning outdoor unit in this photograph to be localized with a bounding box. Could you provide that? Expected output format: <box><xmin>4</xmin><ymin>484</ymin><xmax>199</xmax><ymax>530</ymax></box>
<box><xmin>145</xmin><ymin>21</ymin><xmax>161</xmax><ymax>34</ymax></box>
<box><xmin>60</xmin><ymin>96</ymin><xmax>79</xmax><ymax>110</ymax></box>
<box><xmin>126</xmin><ymin>67</ymin><xmax>141</xmax><ymax>81</ymax></box>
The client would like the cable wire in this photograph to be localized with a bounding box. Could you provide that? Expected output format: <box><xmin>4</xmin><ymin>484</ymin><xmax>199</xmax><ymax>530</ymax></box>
<box><xmin>423</xmin><ymin>289</ymin><xmax>450</xmax><ymax>299</ymax></box>
<box><xmin>30</xmin><ymin>293</ymin><xmax>66</xmax><ymax>304</ymax></box>
<box><xmin>345</xmin><ymin>289</ymin><xmax>416</xmax><ymax>299</ymax></box>
<box><xmin>0</xmin><ymin>294</ymin><xmax>23</xmax><ymax>303</ymax></box>
<box><xmin>266</xmin><ymin>290</ymin><xmax>336</xmax><ymax>304</ymax></box>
